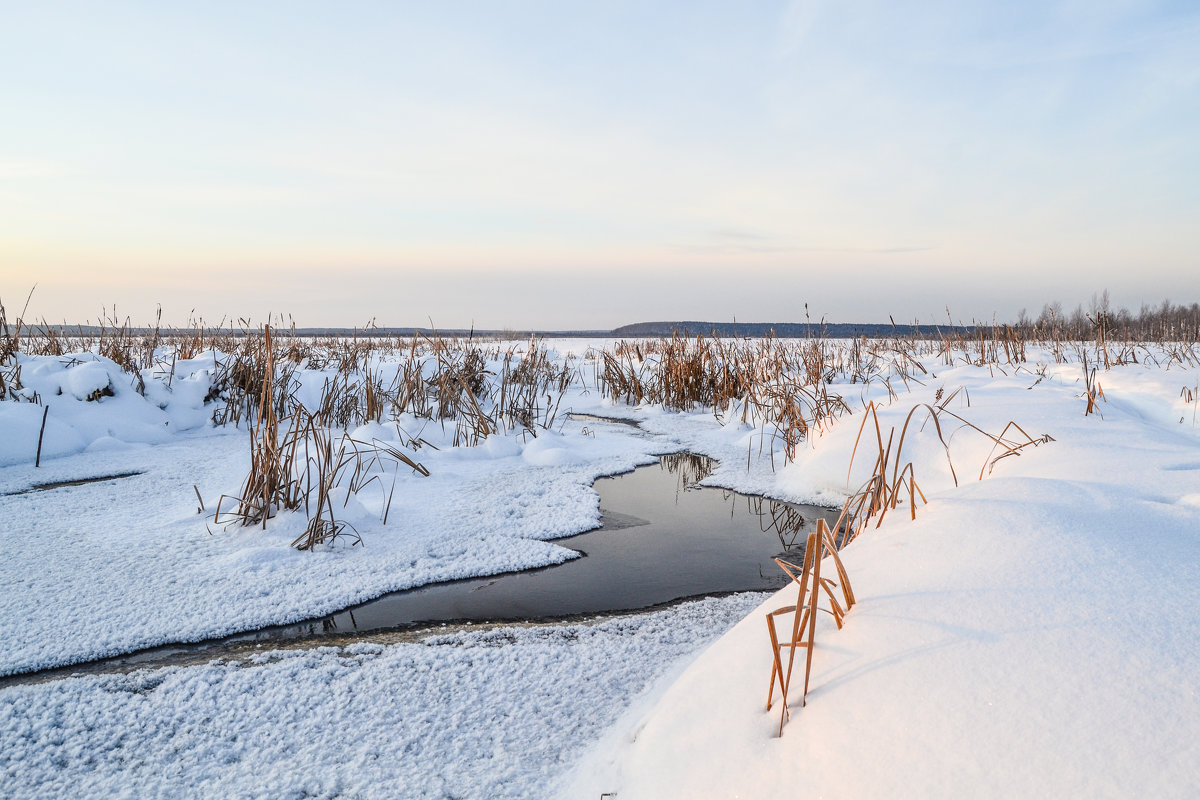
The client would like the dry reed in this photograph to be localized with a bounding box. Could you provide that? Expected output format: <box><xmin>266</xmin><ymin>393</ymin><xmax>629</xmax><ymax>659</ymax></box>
<box><xmin>765</xmin><ymin>519</ymin><xmax>855</xmax><ymax>734</ymax></box>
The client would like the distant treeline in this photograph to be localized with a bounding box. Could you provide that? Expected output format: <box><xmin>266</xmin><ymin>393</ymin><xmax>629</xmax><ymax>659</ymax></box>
<box><xmin>8</xmin><ymin>290</ymin><xmax>1198</xmax><ymax>342</ymax></box>
<box><xmin>15</xmin><ymin>324</ymin><xmax>612</xmax><ymax>340</ymax></box>
<box><xmin>17</xmin><ymin>320</ymin><xmax>976</xmax><ymax>340</ymax></box>
<box><xmin>608</xmin><ymin>321</ymin><xmax>976</xmax><ymax>338</ymax></box>
<box><xmin>19</xmin><ymin>321</ymin><xmax>978</xmax><ymax>340</ymax></box>
<box><xmin>1012</xmin><ymin>292</ymin><xmax>1200</xmax><ymax>342</ymax></box>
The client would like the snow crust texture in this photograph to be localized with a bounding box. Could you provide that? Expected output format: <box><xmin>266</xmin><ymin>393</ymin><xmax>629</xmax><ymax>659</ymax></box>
<box><xmin>0</xmin><ymin>595</ymin><xmax>764</xmax><ymax>800</ymax></box>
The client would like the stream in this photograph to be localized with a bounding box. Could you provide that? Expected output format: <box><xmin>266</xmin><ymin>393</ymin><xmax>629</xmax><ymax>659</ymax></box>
<box><xmin>4</xmin><ymin>439</ymin><xmax>837</xmax><ymax>685</ymax></box>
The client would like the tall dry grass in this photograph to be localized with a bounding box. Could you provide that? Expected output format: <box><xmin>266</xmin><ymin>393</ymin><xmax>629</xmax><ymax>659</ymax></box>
<box><xmin>5</xmin><ymin>299</ymin><xmax>1189</xmax><ymax>549</ymax></box>
<box><xmin>825</xmin><ymin>395</ymin><xmax>1053</xmax><ymax>547</ymax></box>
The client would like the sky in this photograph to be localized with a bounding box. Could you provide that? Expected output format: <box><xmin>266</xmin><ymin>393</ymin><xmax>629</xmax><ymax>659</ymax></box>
<box><xmin>1</xmin><ymin>1</ymin><xmax>1198</xmax><ymax>329</ymax></box>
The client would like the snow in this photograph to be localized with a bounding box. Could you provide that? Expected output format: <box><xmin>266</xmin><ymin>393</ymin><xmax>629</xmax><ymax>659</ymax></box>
<box><xmin>563</xmin><ymin>355</ymin><xmax>1200</xmax><ymax>799</ymax></box>
<box><xmin>3</xmin><ymin>339</ymin><xmax>1200</xmax><ymax>798</ymax></box>
<box><xmin>0</xmin><ymin>594</ymin><xmax>766</xmax><ymax>800</ymax></box>
<box><xmin>0</xmin><ymin>418</ymin><xmax>664</xmax><ymax>675</ymax></box>
<box><xmin>0</xmin><ymin>352</ymin><xmax>212</xmax><ymax>466</ymax></box>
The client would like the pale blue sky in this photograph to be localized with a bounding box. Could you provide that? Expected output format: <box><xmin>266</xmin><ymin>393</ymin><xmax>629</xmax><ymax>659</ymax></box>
<box><xmin>2</xmin><ymin>1</ymin><xmax>1197</xmax><ymax>328</ymax></box>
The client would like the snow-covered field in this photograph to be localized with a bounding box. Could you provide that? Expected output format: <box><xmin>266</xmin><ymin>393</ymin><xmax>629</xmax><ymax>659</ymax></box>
<box><xmin>566</xmin><ymin>354</ymin><xmax>1200</xmax><ymax>798</ymax></box>
<box><xmin>0</xmin><ymin>594</ymin><xmax>765</xmax><ymax>799</ymax></box>
<box><xmin>3</xmin><ymin>338</ymin><xmax>1199</xmax><ymax>797</ymax></box>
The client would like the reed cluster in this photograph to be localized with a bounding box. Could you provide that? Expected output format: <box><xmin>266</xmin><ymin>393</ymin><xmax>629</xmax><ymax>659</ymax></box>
<box><xmin>597</xmin><ymin>335</ymin><xmax>854</xmax><ymax>461</ymax></box>
<box><xmin>3</xmin><ymin>297</ymin><xmax>1193</xmax><ymax>551</ymax></box>
<box><xmin>0</xmin><ymin>301</ymin><xmax>21</xmax><ymax>401</ymax></box>
<box><xmin>211</xmin><ymin>326</ymin><xmax>430</xmax><ymax>547</ymax></box>
<box><xmin>824</xmin><ymin>395</ymin><xmax>1053</xmax><ymax>547</ymax></box>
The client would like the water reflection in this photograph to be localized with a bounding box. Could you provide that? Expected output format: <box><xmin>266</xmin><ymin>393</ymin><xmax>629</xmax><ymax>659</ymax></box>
<box><xmin>5</xmin><ymin>453</ymin><xmax>842</xmax><ymax>683</ymax></box>
<box><xmin>734</xmin><ymin>494</ymin><xmax>809</xmax><ymax>550</ymax></box>
<box><xmin>217</xmin><ymin>452</ymin><xmax>838</xmax><ymax>645</ymax></box>
<box><xmin>659</xmin><ymin>452</ymin><xmax>810</xmax><ymax>551</ymax></box>
<box><xmin>658</xmin><ymin>451</ymin><xmax>718</xmax><ymax>492</ymax></box>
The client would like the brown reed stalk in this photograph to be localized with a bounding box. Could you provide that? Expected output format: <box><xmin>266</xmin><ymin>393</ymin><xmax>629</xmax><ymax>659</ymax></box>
<box><xmin>233</xmin><ymin>324</ymin><xmax>285</xmax><ymax>527</ymax></box>
<box><xmin>1082</xmin><ymin>356</ymin><xmax>1106</xmax><ymax>416</ymax></box>
<box><xmin>766</xmin><ymin>520</ymin><xmax>854</xmax><ymax>735</ymax></box>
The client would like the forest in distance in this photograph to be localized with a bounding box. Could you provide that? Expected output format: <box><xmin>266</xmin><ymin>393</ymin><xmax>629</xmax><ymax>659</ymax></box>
<box><xmin>6</xmin><ymin>292</ymin><xmax>1199</xmax><ymax>343</ymax></box>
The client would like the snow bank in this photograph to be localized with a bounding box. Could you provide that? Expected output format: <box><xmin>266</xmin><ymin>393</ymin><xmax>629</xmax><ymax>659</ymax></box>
<box><xmin>0</xmin><ymin>342</ymin><xmax>684</xmax><ymax>676</ymax></box>
<box><xmin>0</xmin><ymin>418</ymin><xmax>664</xmax><ymax>675</ymax></box>
<box><xmin>0</xmin><ymin>352</ymin><xmax>216</xmax><ymax>466</ymax></box>
<box><xmin>0</xmin><ymin>594</ymin><xmax>765</xmax><ymax>800</ymax></box>
<box><xmin>564</xmin><ymin>355</ymin><xmax>1200</xmax><ymax>798</ymax></box>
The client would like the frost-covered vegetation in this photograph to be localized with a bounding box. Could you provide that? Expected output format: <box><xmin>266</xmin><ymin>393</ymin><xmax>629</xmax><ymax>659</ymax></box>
<box><xmin>3</xmin><ymin>301</ymin><xmax>1200</xmax><ymax>798</ymax></box>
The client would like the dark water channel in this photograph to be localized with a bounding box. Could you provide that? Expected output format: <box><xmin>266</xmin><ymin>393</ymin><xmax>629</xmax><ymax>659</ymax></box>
<box><xmin>3</xmin><ymin>451</ymin><xmax>842</xmax><ymax>685</ymax></box>
<box><xmin>228</xmin><ymin>453</ymin><xmax>838</xmax><ymax>644</ymax></box>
